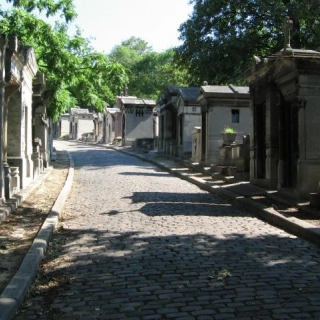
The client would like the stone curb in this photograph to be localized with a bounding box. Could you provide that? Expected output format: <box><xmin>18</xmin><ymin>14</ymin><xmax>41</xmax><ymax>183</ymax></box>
<box><xmin>115</xmin><ymin>148</ymin><xmax>320</xmax><ymax>247</ymax></box>
<box><xmin>0</xmin><ymin>146</ymin><xmax>74</xmax><ymax>320</ymax></box>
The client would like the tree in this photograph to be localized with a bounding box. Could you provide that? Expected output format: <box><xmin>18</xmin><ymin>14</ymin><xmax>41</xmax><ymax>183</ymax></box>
<box><xmin>109</xmin><ymin>38</ymin><xmax>190</xmax><ymax>100</ymax></box>
<box><xmin>176</xmin><ymin>0</ymin><xmax>320</xmax><ymax>85</ymax></box>
<box><xmin>0</xmin><ymin>0</ymin><xmax>129</xmax><ymax>120</ymax></box>
<box><xmin>1</xmin><ymin>0</ymin><xmax>77</xmax><ymax>22</ymax></box>
<box><xmin>129</xmin><ymin>49</ymin><xmax>190</xmax><ymax>100</ymax></box>
<box><xmin>120</xmin><ymin>36</ymin><xmax>153</xmax><ymax>56</ymax></box>
<box><xmin>109</xmin><ymin>36</ymin><xmax>152</xmax><ymax>71</ymax></box>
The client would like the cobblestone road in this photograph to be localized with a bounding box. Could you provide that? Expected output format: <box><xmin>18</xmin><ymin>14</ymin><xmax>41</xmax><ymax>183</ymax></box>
<box><xmin>15</xmin><ymin>142</ymin><xmax>320</xmax><ymax>319</ymax></box>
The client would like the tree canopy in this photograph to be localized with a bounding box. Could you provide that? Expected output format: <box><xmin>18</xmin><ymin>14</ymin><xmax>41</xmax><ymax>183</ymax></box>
<box><xmin>0</xmin><ymin>0</ymin><xmax>129</xmax><ymax>120</ymax></box>
<box><xmin>109</xmin><ymin>37</ymin><xmax>190</xmax><ymax>101</ymax></box>
<box><xmin>176</xmin><ymin>0</ymin><xmax>320</xmax><ymax>86</ymax></box>
<box><xmin>2</xmin><ymin>0</ymin><xmax>76</xmax><ymax>22</ymax></box>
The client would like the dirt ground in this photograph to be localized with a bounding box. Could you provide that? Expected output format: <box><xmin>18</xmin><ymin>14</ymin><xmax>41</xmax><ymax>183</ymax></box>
<box><xmin>0</xmin><ymin>150</ymin><xmax>69</xmax><ymax>295</ymax></box>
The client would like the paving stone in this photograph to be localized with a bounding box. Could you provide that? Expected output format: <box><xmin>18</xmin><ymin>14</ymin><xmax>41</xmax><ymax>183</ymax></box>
<box><xmin>13</xmin><ymin>143</ymin><xmax>320</xmax><ymax>319</ymax></box>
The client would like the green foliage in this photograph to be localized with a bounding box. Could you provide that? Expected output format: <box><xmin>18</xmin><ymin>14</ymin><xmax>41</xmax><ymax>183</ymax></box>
<box><xmin>0</xmin><ymin>0</ymin><xmax>129</xmax><ymax>121</ymax></box>
<box><xmin>119</xmin><ymin>36</ymin><xmax>153</xmax><ymax>55</ymax></box>
<box><xmin>223</xmin><ymin>126</ymin><xmax>236</xmax><ymax>133</ymax></box>
<box><xmin>4</xmin><ymin>0</ymin><xmax>77</xmax><ymax>22</ymax></box>
<box><xmin>109</xmin><ymin>44</ymin><xmax>141</xmax><ymax>70</ymax></box>
<box><xmin>109</xmin><ymin>39</ymin><xmax>191</xmax><ymax>100</ymax></box>
<box><xmin>176</xmin><ymin>0</ymin><xmax>320</xmax><ymax>85</ymax></box>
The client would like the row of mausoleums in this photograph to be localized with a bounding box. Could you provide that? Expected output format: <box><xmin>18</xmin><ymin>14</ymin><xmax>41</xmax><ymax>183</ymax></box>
<box><xmin>0</xmin><ymin>35</ymin><xmax>51</xmax><ymax>210</ymax></box>
<box><xmin>157</xmin><ymin>45</ymin><xmax>320</xmax><ymax>203</ymax></box>
<box><xmin>55</xmin><ymin>84</ymin><xmax>252</xmax><ymax>160</ymax></box>
<box><xmin>54</xmin><ymin>40</ymin><xmax>320</xmax><ymax>204</ymax></box>
<box><xmin>54</xmin><ymin>96</ymin><xmax>157</xmax><ymax>149</ymax></box>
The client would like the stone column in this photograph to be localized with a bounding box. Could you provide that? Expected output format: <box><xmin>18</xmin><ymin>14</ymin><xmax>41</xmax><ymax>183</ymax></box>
<box><xmin>3</xmin><ymin>96</ymin><xmax>11</xmax><ymax>199</ymax></box>
<box><xmin>34</xmin><ymin>105</ymin><xmax>49</xmax><ymax>168</ymax></box>
<box><xmin>249</xmin><ymin>93</ymin><xmax>257</xmax><ymax>182</ymax></box>
<box><xmin>32</xmin><ymin>137</ymin><xmax>42</xmax><ymax>178</ymax></box>
<box><xmin>0</xmin><ymin>35</ymin><xmax>6</xmax><ymax>202</ymax></box>
<box><xmin>265</xmin><ymin>83</ymin><xmax>279</xmax><ymax>188</ymax></box>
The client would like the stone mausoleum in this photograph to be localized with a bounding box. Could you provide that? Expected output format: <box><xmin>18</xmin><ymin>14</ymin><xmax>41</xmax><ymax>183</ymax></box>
<box><xmin>197</xmin><ymin>84</ymin><xmax>251</xmax><ymax>165</ymax></box>
<box><xmin>6</xmin><ymin>39</ymin><xmax>38</xmax><ymax>191</ymax></box>
<box><xmin>244</xmin><ymin>17</ymin><xmax>320</xmax><ymax>200</ymax></box>
<box><xmin>116</xmin><ymin>95</ymin><xmax>156</xmax><ymax>146</ymax></box>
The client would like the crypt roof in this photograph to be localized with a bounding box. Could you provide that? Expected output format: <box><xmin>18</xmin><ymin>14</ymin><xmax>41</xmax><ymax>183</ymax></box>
<box><xmin>244</xmin><ymin>46</ymin><xmax>320</xmax><ymax>102</ymax></box>
<box><xmin>106</xmin><ymin>107</ymin><xmax>120</xmax><ymax>114</ymax></box>
<box><xmin>116</xmin><ymin>96</ymin><xmax>156</xmax><ymax>112</ymax></box>
<box><xmin>178</xmin><ymin>87</ymin><xmax>200</xmax><ymax>103</ymax></box>
<box><xmin>197</xmin><ymin>85</ymin><xmax>250</xmax><ymax>110</ymax></box>
<box><xmin>158</xmin><ymin>85</ymin><xmax>183</xmax><ymax>105</ymax></box>
<box><xmin>244</xmin><ymin>47</ymin><xmax>320</xmax><ymax>84</ymax></box>
<box><xmin>199</xmin><ymin>84</ymin><xmax>249</xmax><ymax>97</ymax></box>
<box><xmin>70</xmin><ymin>107</ymin><xmax>89</xmax><ymax>114</ymax></box>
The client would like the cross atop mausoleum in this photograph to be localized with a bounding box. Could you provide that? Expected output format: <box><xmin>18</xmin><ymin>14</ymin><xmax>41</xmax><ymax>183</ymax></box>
<box><xmin>282</xmin><ymin>16</ymin><xmax>293</xmax><ymax>49</ymax></box>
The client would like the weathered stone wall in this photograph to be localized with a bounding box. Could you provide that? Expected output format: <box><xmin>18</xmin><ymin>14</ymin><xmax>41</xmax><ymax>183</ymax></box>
<box><xmin>124</xmin><ymin>107</ymin><xmax>153</xmax><ymax>145</ymax></box>
<box><xmin>76</xmin><ymin>116</ymin><xmax>94</xmax><ymax>140</ymax></box>
<box><xmin>206</xmin><ymin>106</ymin><xmax>252</xmax><ymax>163</ymax></box>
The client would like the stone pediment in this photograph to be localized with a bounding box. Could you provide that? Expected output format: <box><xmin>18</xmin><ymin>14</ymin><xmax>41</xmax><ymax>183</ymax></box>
<box><xmin>22</xmin><ymin>46</ymin><xmax>38</xmax><ymax>76</ymax></box>
<box><xmin>245</xmin><ymin>48</ymin><xmax>320</xmax><ymax>102</ymax></box>
<box><xmin>8</xmin><ymin>54</ymin><xmax>23</xmax><ymax>83</ymax></box>
<box><xmin>158</xmin><ymin>86</ymin><xmax>182</xmax><ymax>106</ymax></box>
<box><xmin>142</xmin><ymin>99</ymin><xmax>156</xmax><ymax>107</ymax></box>
<box><xmin>5</xmin><ymin>37</ymin><xmax>38</xmax><ymax>90</ymax></box>
<box><xmin>245</xmin><ymin>48</ymin><xmax>320</xmax><ymax>83</ymax></box>
<box><xmin>5</xmin><ymin>55</ymin><xmax>23</xmax><ymax>96</ymax></box>
<box><xmin>5</xmin><ymin>47</ymin><xmax>23</xmax><ymax>86</ymax></box>
<box><xmin>106</xmin><ymin>107</ymin><xmax>120</xmax><ymax>115</ymax></box>
<box><xmin>33</xmin><ymin>72</ymin><xmax>46</xmax><ymax>97</ymax></box>
<box><xmin>178</xmin><ymin>87</ymin><xmax>200</xmax><ymax>104</ymax></box>
<box><xmin>197</xmin><ymin>85</ymin><xmax>250</xmax><ymax>109</ymax></box>
<box><xmin>117</xmin><ymin>96</ymin><xmax>156</xmax><ymax>110</ymax></box>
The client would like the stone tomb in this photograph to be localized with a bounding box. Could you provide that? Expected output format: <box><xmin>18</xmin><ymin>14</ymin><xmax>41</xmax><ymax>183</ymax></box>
<box><xmin>197</xmin><ymin>84</ymin><xmax>251</xmax><ymax>165</ymax></box>
<box><xmin>176</xmin><ymin>87</ymin><xmax>201</xmax><ymax>159</ymax></box>
<box><xmin>54</xmin><ymin>113</ymin><xmax>70</xmax><ymax>139</ymax></box>
<box><xmin>6</xmin><ymin>40</ymin><xmax>38</xmax><ymax>191</ymax></box>
<box><xmin>93</xmin><ymin>112</ymin><xmax>104</xmax><ymax>143</ymax></box>
<box><xmin>157</xmin><ymin>85</ymin><xmax>181</xmax><ymax>156</ymax></box>
<box><xmin>116</xmin><ymin>96</ymin><xmax>155</xmax><ymax>146</ymax></box>
<box><xmin>244</xmin><ymin>23</ymin><xmax>320</xmax><ymax>199</ymax></box>
<box><xmin>69</xmin><ymin>107</ymin><xmax>94</xmax><ymax>140</ymax></box>
<box><xmin>32</xmin><ymin>72</ymin><xmax>49</xmax><ymax>171</ymax></box>
<box><xmin>104</xmin><ymin>107</ymin><xmax>121</xmax><ymax>144</ymax></box>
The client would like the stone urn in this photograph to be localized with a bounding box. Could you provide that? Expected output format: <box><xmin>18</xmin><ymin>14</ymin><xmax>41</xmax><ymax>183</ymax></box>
<box><xmin>221</xmin><ymin>132</ymin><xmax>237</xmax><ymax>145</ymax></box>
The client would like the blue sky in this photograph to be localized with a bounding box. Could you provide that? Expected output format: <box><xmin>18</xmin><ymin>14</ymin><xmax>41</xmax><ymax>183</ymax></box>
<box><xmin>70</xmin><ymin>0</ymin><xmax>193</xmax><ymax>53</ymax></box>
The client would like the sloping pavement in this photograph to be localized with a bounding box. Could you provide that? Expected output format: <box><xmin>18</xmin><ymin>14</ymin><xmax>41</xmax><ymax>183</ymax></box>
<box><xmin>0</xmin><ymin>141</ymin><xmax>320</xmax><ymax>320</ymax></box>
<box><xmin>114</xmin><ymin>146</ymin><xmax>320</xmax><ymax>247</ymax></box>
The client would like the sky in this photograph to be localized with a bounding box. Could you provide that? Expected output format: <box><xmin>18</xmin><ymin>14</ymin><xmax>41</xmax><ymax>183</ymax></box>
<box><xmin>70</xmin><ymin>0</ymin><xmax>194</xmax><ymax>54</ymax></box>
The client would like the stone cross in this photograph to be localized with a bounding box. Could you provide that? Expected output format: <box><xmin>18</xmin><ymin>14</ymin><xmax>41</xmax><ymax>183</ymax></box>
<box><xmin>283</xmin><ymin>16</ymin><xmax>293</xmax><ymax>49</ymax></box>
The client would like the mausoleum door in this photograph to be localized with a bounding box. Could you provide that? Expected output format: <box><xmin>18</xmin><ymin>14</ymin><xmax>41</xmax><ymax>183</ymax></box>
<box><xmin>160</xmin><ymin>115</ymin><xmax>164</xmax><ymax>149</ymax></box>
<box><xmin>201</xmin><ymin>110</ymin><xmax>206</xmax><ymax>162</ymax></box>
<box><xmin>255</xmin><ymin>102</ymin><xmax>266</xmax><ymax>179</ymax></box>
<box><xmin>279</xmin><ymin>100</ymin><xmax>299</xmax><ymax>188</ymax></box>
<box><xmin>172</xmin><ymin>111</ymin><xmax>177</xmax><ymax>140</ymax></box>
<box><xmin>122</xmin><ymin>114</ymin><xmax>126</xmax><ymax>144</ymax></box>
<box><xmin>179</xmin><ymin>114</ymin><xmax>183</xmax><ymax>145</ymax></box>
